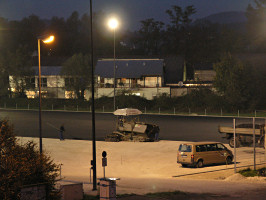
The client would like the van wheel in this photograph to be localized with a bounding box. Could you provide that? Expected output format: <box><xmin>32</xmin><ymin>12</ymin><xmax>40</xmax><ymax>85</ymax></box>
<box><xmin>181</xmin><ymin>164</ymin><xmax>188</xmax><ymax>168</ymax></box>
<box><xmin>226</xmin><ymin>156</ymin><xmax>232</xmax><ymax>164</ymax></box>
<box><xmin>196</xmin><ymin>160</ymin><xmax>203</xmax><ymax>168</ymax></box>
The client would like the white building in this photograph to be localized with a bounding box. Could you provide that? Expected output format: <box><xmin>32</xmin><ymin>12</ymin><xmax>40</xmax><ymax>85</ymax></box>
<box><xmin>95</xmin><ymin>59</ymin><xmax>170</xmax><ymax>100</ymax></box>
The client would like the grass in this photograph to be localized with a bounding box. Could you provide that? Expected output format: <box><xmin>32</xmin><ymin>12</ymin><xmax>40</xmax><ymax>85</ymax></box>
<box><xmin>238</xmin><ymin>167</ymin><xmax>266</xmax><ymax>177</ymax></box>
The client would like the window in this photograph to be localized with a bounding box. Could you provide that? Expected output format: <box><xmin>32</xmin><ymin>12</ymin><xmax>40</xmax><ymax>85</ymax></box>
<box><xmin>26</xmin><ymin>77</ymin><xmax>35</xmax><ymax>88</ymax></box>
<box><xmin>178</xmin><ymin>144</ymin><xmax>192</xmax><ymax>152</ymax></box>
<box><xmin>38</xmin><ymin>78</ymin><xmax>47</xmax><ymax>87</ymax></box>
<box><xmin>217</xmin><ymin>143</ymin><xmax>225</xmax><ymax>151</ymax></box>
<box><xmin>65</xmin><ymin>78</ymin><xmax>75</xmax><ymax>87</ymax></box>
<box><xmin>196</xmin><ymin>145</ymin><xmax>207</xmax><ymax>152</ymax></box>
<box><xmin>206</xmin><ymin>144</ymin><xmax>217</xmax><ymax>151</ymax></box>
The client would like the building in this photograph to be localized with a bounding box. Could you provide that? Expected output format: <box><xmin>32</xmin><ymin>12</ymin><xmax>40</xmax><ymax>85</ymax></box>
<box><xmin>95</xmin><ymin>59</ymin><xmax>170</xmax><ymax>100</ymax></box>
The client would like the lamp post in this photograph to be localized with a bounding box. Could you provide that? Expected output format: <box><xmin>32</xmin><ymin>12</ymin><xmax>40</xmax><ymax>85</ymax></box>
<box><xmin>108</xmin><ymin>18</ymin><xmax>119</xmax><ymax>111</ymax></box>
<box><xmin>90</xmin><ymin>0</ymin><xmax>97</xmax><ymax>191</ymax></box>
<box><xmin>37</xmin><ymin>35</ymin><xmax>54</xmax><ymax>154</ymax></box>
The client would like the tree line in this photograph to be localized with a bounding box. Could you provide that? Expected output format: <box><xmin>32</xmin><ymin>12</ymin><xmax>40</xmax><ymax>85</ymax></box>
<box><xmin>0</xmin><ymin>1</ymin><xmax>265</xmax><ymax>110</ymax></box>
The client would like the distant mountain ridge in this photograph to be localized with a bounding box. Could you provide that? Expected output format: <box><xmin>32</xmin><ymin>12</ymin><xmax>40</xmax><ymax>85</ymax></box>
<box><xmin>200</xmin><ymin>11</ymin><xmax>247</xmax><ymax>24</ymax></box>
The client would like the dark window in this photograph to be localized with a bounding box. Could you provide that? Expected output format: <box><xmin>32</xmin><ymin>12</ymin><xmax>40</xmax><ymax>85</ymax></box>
<box><xmin>38</xmin><ymin>78</ymin><xmax>47</xmax><ymax>87</ymax></box>
<box><xmin>26</xmin><ymin>77</ymin><xmax>35</xmax><ymax>88</ymax></box>
<box><xmin>65</xmin><ymin>78</ymin><xmax>75</xmax><ymax>87</ymax></box>
<box><xmin>196</xmin><ymin>145</ymin><xmax>207</xmax><ymax>152</ymax></box>
<box><xmin>206</xmin><ymin>144</ymin><xmax>217</xmax><ymax>151</ymax></box>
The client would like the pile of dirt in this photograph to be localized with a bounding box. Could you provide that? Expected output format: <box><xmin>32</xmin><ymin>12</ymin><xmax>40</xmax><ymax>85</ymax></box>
<box><xmin>224</xmin><ymin>173</ymin><xmax>246</xmax><ymax>181</ymax></box>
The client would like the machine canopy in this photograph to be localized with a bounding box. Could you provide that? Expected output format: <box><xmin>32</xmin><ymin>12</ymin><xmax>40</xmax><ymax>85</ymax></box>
<box><xmin>113</xmin><ymin>108</ymin><xmax>142</xmax><ymax>116</ymax></box>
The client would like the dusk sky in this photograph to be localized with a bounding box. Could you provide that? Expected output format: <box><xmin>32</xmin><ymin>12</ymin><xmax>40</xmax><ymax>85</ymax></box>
<box><xmin>0</xmin><ymin>0</ymin><xmax>253</xmax><ymax>30</ymax></box>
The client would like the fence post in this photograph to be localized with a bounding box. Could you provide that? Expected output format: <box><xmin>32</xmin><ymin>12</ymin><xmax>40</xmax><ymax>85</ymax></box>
<box><xmin>77</xmin><ymin>105</ymin><xmax>79</xmax><ymax>111</ymax></box>
<box><xmin>4</xmin><ymin>103</ymin><xmax>6</xmax><ymax>108</ymax></box>
<box><xmin>255</xmin><ymin>110</ymin><xmax>256</xmax><ymax>117</ymax></box>
<box><xmin>174</xmin><ymin>107</ymin><xmax>175</xmax><ymax>115</ymax></box>
<box><xmin>103</xmin><ymin>106</ymin><xmax>104</xmax><ymax>113</ymax></box>
<box><xmin>159</xmin><ymin>107</ymin><xmax>160</xmax><ymax>114</ymax></box>
<box><xmin>221</xmin><ymin>108</ymin><xmax>223</xmax><ymax>116</ymax></box>
<box><xmin>16</xmin><ymin>103</ymin><xmax>17</xmax><ymax>110</ymax></box>
<box><xmin>189</xmin><ymin>108</ymin><xmax>191</xmax><ymax>115</ymax></box>
<box><xmin>64</xmin><ymin>105</ymin><xmax>66</xmax><ymax>111</ymax></box>
<box><xmin>28</xmin><ymin>104</ymin><xmax>29</xmax><ymax>110</ymax></box>
<box><xmin>205</xmin><ymin>109</ymin><xmax>207</xmax><ymax>116</ymax></box>
<box><xmin>52</xmin><ymin>104</ymin><xmax>54</xmax><ymax>111</ymax></box>
<box><xmin>253</xmin><ymin>117</ymin><xmax>256</xmax><ymax>170</ymax></box>
<box><xmin>90</xmin><ymin>106</ymin><xmax>91</xmax><ymax>112</ymax></box>
<box><xmin>145</xmin><ymin>107</ymin><xmax>146</xmax><ymax>114</ymax></box>
<box><xmin>238</xmin><ymin>110</ymin><xmax>239</xmax><ymax>117</ymax></box>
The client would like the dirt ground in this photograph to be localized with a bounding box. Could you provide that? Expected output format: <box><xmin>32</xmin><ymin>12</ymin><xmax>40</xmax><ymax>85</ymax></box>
<box><xmin>17</xmin><ymin>137</ymin><xmax>266</xmax><ymax>199</ymax></box>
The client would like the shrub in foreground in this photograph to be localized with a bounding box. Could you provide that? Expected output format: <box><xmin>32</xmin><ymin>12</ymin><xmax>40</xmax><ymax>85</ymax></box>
<box><xmin>0</xmin><ymin>120</ymin><xmax>60</xmax><ymax>200</ymax></box>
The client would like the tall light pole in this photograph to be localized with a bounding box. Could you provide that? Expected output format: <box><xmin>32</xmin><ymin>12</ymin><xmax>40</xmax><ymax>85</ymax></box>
<box><xmin>108</xmin><ymin>18</ymin><xmax>119</xmax><ymax>111</ymax></box>
<box><xmin>37</xmin><ymin>35</ymin><xmax>54</xmax><ymax>154</ymax></box>
<box><xmin>90</xmin><ymin>0</ymin><xmax>97</xmax><ymax>191</ymax></box>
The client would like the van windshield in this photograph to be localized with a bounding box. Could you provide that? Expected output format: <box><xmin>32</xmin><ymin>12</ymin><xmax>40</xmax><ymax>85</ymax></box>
<box><xmin>179</xmin><ymin>144</ymin><xmax>192</xmax><ymax>152</ymax></box>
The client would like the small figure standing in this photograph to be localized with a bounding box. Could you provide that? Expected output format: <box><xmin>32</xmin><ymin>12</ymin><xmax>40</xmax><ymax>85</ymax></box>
<box><xmin>59</xmin><ymin>124</ymin><xmax>65</xmax><ymax>141</ymax></box>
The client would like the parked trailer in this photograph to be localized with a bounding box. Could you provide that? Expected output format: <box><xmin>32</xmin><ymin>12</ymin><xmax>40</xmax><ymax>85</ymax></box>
<box><xmin>218</xmin><ymin>124</ymin><xmax>265</xmax><ymax>148</ymax></box>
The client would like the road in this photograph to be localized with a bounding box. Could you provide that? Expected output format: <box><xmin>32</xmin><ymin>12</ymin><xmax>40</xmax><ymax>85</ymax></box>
<box><xmin>0</xmin><ymin>109</ymin><xmax>264</xmax><ymax>142</ymax></box>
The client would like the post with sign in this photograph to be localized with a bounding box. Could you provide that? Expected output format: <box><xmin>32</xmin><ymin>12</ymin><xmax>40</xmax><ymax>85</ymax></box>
<box><xmin>102</xmin><ymin>151</ymin><xmax>107</xmax><ymax>179</ymax></box>
<box><xmin>99</xmin><ymin>151</ymin><xmax>120</xmax><ymax>200</ymax></box>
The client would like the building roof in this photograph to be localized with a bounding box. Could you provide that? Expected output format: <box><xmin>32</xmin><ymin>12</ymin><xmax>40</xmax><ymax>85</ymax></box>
<box><xmin>32</xmin><ymin>66</ymin><xmax>62</xmax><ymax>76</ymax></box>
<box><xmin>95</xmin><ymin>59</ymin><xmax>164</xmax><ymax>78</ymax></box>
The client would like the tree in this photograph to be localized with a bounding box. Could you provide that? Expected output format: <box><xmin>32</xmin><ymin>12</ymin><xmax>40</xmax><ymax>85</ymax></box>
<box><xmin>6</xmin><ymin>46</ymin><xmax>34</xmax><ymax>98</ymax></box>
<box><xmin>134</xmin><ymin>18</ymin><xmax>164</xmax><ymax>55</ymax></box>
<box><xmin>213</xmin><ymin>53</ymin><xmax>255</xmax><ymax>109</ymax></box>
<box><xmin>61</xmin><ymin>53</ymin><xmax>92</xmax><ymax>100</ymax></box>
<box><xmin>164</xmin><ymin>5</ymin><xmax>196</xmax><ymax>54</ymax></box>
<box><xmin>0</xmin><ymin>52</ymin><xmax>10</xmax><ymax>97</ymax></box>
<box><xmin>246</xmin><ymin>0</ymin><xmax>266</xmax><ymax>51</ymax></box>
<box><xmin>0</xmin><ymin>120</ymin><xmax>60</xmax><ymax>199</ymax></box>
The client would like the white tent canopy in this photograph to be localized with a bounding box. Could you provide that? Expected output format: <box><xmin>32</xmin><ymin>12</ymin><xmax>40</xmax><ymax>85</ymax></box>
<box><xmin>113</xmin><ymin>108</ymin><xmax>142</xmax><ymax>116</ymax></box>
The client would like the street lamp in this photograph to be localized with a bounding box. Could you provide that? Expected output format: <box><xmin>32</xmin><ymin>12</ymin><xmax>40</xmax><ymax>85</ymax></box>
<box><xmin>37</xmin><ymin>35</ymin><xmax>54</xmax><ymax>154</ymax></box>
<box><xmin>108</xmin><ymin>18</ymin><xmax>119</xmax><ymax>111</ymax></box>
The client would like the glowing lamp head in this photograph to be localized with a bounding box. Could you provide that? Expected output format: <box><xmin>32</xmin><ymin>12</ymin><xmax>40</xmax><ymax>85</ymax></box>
<box><xmin>42</xmin><ymin>35</ymin><xmax>54</xmax><ymax>43</ymax></box>
<box><xmin>108</xmin><ymin>18</ymin><xmax>119</xmax><ymax>30</ymax></box>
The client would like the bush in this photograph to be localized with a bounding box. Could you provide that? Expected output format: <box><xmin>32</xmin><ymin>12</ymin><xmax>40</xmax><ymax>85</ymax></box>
<box><xmin>0</xmin><ymin>120</ymin><xmax>60</xmax><ymax>200</ymax></box>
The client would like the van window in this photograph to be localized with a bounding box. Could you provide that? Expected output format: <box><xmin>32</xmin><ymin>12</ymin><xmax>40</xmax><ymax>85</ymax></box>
<box><xmin>206</xmin><ymin>144</ymin><xmax>217</xmax><ymax>151</ymax></box>
<box><xmin>196</xmin><ymin>145</ymin><xmax>207</xmax><ymax>152</ymax></box>
<box><xmin>179</xmin><ymin>144</ymin><xmax>192</xmax><ymax>152</ymax></box>
<box><xmin>217</xmin><ymin>143</ymin><xmax>225</xmax><ymax>150</ymax></box>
